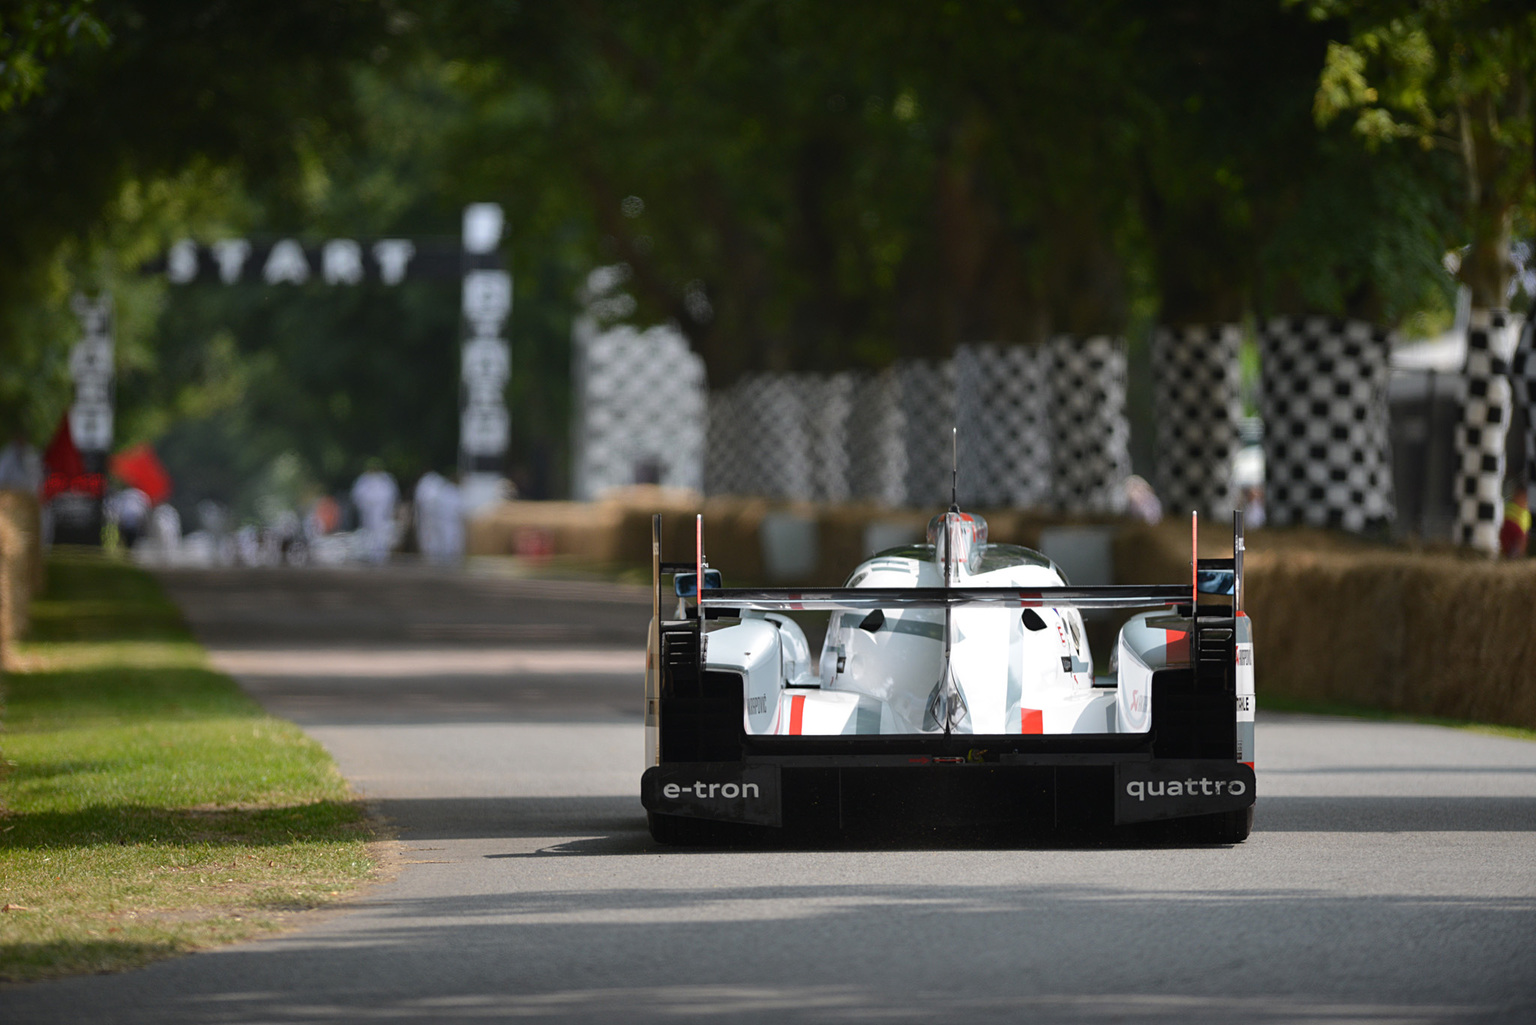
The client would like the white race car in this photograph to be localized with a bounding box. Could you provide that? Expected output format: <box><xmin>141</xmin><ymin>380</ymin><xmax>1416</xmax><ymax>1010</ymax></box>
<box><xmin>641</xmin><ymin>501</ymin><xmax>1255</xmax><ymax>845</ymax></box>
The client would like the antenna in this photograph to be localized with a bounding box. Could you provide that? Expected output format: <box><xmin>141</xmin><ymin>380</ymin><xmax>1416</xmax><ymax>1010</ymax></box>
<box><xmin>950</xmin><ymin>426</ymin><xmax>959</xmax><ymax>512</ymax></box>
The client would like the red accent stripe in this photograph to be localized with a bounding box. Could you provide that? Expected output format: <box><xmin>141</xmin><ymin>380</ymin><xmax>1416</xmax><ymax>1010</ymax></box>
<box><xmin>789</xmin><ymin>695</ymin><xmax>805</xmax><ymax>735</ymax></box>
<box><xmin>1021</xmin><ymin>708</ymin><xmax>1043</xmax><ymax>734</ymax></box>
<box><xmin>1191</xmin><ymin>510</ymin><xmax>1198</xmax><ymax>606</ymax></box>
<box><xmin>1164</xmin><ymin>629</ymin><xmax>1189</xmax><ymax>663</ymax></box>
<box><xmin>1243</xmin><ymin>761</ymin><xmax>1254</xmax><ymax>769</ymax></box>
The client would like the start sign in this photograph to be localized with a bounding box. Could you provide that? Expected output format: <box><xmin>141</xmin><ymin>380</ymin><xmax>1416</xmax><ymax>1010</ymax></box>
<box><xmin>147</xmin><ymin>204</ymin><xmax>513</xmax><ymax>475</ymax></box>
<box><xmin>159</xmin><ymin>237</ymin><xmax>457</xmax><ymax>285</ymax></box>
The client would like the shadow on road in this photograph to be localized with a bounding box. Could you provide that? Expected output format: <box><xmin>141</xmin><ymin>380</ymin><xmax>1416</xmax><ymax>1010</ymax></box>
<box><xmin>10</xmin><ymin>880</ymin><xmax>1533</xmax><ymax>1025</ymax></box>
<box><xmin>368</xmin><ymin>794</ymin><xmax>1536</xmax><ymax>859</ymax></box>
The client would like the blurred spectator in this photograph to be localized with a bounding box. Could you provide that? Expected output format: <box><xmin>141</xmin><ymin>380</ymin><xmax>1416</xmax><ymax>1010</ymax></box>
<box><xmin>106</xmin><ymin>487</ymin><xmax>151</xmax><ymax>548</ymax></box>
<box><xmin>1500</xmin><ymin>486</ymin><xmax>1529</xmax><ymax>558</ymax></box>
<box><xmin>198</xmin><ymin>499</ymin><xmax>229</xmax><ymax>536</ymax></box>
<box><xmin>197</xmin><ymin>500</ymin><xmax>236</xmax><ymax>565</ymax></box>
<box><xmin>0</xmin><ymin>431</ymin><xmax>42</xmax><ymax>494</ymax></box>
<box><xmin>270</xmin><ymin>508</ymin><xmax>304</xmax><ymax>565</ymax></box>
<box><xmin>429</xmin><ymin>472</ymin><xmax>465</xmax><ymax>564</ymax></box>
<box><xmin>414</xmin><ymin>470</ymin><xmax>465</xmax><ymax>564</ymax></box>
<box><xmin>1242</xmin><ymin>485</ymin><xmax>1267</xmax><ymax>530</ymax></box>
<box><xmin>305</xmin><ymin>494</ymin><xmax>341</xmax><ymax>540</ymax></box>
<box><xmin>414</xmin><ymin>470</ymin><xmax>445</xmax><ymax>554</ymax></box>
<box><xmin>235</xmin><ymin>524</ymin><xmax>261</xmax><ymax>566</ymax></box>
<box><xmin>151</xmin><ymin>503</ymin><xmax>181</xmax><ymax>551</ymax></box>
<box><xmin>1122</xmin><ymin>475</ymin><xmax>1163</xmax><ymax>524</ymax></box>
<box><xmin>350</xmin><ymin>461</ymin><xmax>398</xmax><ymax>565</ymax></box>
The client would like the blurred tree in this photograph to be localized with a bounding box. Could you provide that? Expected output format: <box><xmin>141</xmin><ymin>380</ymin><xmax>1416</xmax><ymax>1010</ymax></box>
<box><xmin>0</xmin><ymin>0</ymin><xmax>1494</xmax><ymax>507</ymax></box>
<box><xmin>0</xmin><ymin>0</ymin><xmax>398</xmax><ymax>438</ymax></box>
<box><xmin>1305</xmin><ymin>0</ymin><xmax>1536</xmax><ymax>308</ymax></box>
<box><xmin>0</xmin><ymin>1</ymin><xmax>108</xmax><ymax>112</ymax></box>
<box><xmin>427</xmin><ymin>0</ymin><xmax>1154</xmax><ymax>384</ymax></box>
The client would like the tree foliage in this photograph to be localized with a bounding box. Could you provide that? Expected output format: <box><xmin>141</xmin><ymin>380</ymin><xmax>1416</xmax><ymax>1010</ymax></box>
<box><xmin>1303</xmin><ymin>0</ymin><xmax>1536</xmax><ymax>306</ymax></box>
<box><xmin>0</xmin><ymin>0</ymin><xmax>1499</xmax><ymax>507</ymax></box>
<box><xmin>0</xmin><ymin>0</ymin><xmax>398</xmax><ymax>437</ymax></box>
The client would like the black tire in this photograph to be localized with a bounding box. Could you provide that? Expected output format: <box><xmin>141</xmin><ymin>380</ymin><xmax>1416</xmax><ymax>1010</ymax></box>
<box><xmin>647</xmin><ymin>812</ymin><xmax>720</xmax><ymax>846</ymax></box>
<box><xmin>1186</xmin><ymin>806</ymin><xmax>1253</xmax><ymax>844</ymax></box>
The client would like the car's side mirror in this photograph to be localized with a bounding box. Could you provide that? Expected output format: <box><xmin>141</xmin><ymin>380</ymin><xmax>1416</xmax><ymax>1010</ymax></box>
<box><xmin>1196</xmin><ymin>568</ymin><xmax>1235</xmax><ymax>596</ymax></box>
<box><xmin>674</xmin><ymin>569</ymin><xmax>723</xmax><ymax>597</ymax></box>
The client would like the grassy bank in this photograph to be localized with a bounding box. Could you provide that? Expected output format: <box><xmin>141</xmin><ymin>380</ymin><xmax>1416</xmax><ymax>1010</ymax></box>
<box><xmin>0</xmin><ymin>552</ymin><xmax>376</xmax><ymax>983</ymax></box>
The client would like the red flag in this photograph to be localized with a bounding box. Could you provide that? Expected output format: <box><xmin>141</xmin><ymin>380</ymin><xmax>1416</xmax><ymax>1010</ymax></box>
<box><xmin>42</xmin><ymin>415</ymin><xmax>104</xmax><ymax>500</ymax></box>
<box><xmin>43</xmin><ymin>416</ymin><xmax>84</xmax><ymax>479</ymax></box>
<box><xmin>110</xmin><ymin>444</ymin><xmax>173</xmax><ymax>505</ymax></box>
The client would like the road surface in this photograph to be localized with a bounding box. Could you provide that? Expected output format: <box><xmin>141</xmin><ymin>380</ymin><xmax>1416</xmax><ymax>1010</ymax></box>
<box><xmin>5</xmin><ymin>563</ymin><xmax>1534</xmax><ymax>1024</ymax></box>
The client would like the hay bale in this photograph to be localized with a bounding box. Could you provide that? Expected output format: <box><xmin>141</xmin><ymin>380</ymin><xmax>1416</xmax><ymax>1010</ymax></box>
<box><xmin>466</xmin><ymin>499</ymin><xmax>626</xmax><ymax>562</ymax></box>
<box><xmin>0</xmin><ymin>490</ymin><xmax>42</xmax><ymax>595</ymax></box>
<box><xmin>1245</xmin><ymin>549</ymin><xmax>1536</xmax><ymax>729</ymax></box>
<box><xmin>0</xmin><ymin>510</ymin><xmax>22</xmax><ymax>655</ymax></box>
<box><xmin>0</xmin><ymin>491</ymin><xmax>43</xmax><ymax>656</ymax></box>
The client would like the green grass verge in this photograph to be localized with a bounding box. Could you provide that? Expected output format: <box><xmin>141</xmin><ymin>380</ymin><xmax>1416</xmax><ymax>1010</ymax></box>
<box><xmin>1258</xmin><ymin>693</ymin><xmax>1536</xmax><ymax>742</ymax></box>
<box><xmin>0</xmin><ymin>551</ymin><xmax>377</xmax><ymax>983</ymax></box>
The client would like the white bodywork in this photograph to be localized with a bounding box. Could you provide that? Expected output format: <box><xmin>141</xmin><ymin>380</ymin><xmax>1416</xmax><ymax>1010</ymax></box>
<box><xmin>704</xmin><ymin>541</ymin><xmax>1164</xmax><ymax>736</ymax></box>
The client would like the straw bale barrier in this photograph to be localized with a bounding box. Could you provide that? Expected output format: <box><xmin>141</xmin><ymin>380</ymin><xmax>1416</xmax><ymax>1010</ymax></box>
<box><xmin>1114</xmin><ymin>520</ymin><xmax>1536</xmax><ymax>729</ymax></box>
<box><xmin>0</xmin><ymin>490</ymin><xmax>43</xmax><ymax>658</ymax></box>
<box><xmin>1243</xmin><ymin>549</ymin><xmax>1536</xmax><ymax>729</ymax></box>
<box><xmin>470</xmin><ymin>494</ymin><xmax>1536</xmax><ymax>728</ymax></box>
<box><xmin>468</xmin><ymin>490</ymin><xmax>1124</xmax><ymax>584</ymax></box>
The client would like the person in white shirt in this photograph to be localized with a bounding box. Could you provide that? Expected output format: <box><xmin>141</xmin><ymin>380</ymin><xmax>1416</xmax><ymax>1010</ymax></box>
<box><xmin>350</xmin><ymin>462</ymin><xmax>399</xmax><ymax>565</ymax></box>
<box><xmin>413</xmin><ymin>470</ymin><xmax>465</xmax><ymax>565</ymax></box>
<box><xmin>106</xmin><ymin>487</ymin><xmax>151</xmax><ymax>548</ymax></box>
<box><xmin>428</xmin><ymin>473</ymin><xmax>464</xmax><ymax>564</ymax></box>
<box><xmin>0</xmin><ymin>432</ymin><xmax>42</xmax><ymax>495</ymax></box>
<box><xmin>413</xmin><ymin>470</ymin><xmax>445</xmax><ymax>559</ymax></box>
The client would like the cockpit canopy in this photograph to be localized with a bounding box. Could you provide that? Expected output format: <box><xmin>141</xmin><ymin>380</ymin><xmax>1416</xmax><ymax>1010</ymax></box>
<box><xmin>926</xmin><ymin>511</ymin><xmax>988</xmax><ymax>575</ymax></box>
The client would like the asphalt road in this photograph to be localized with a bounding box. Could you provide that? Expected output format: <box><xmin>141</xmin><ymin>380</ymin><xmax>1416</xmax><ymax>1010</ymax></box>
<box><xmin>5</xmin><ymin>563</ymin><xmax>1535</xmax><ymax>1024</ymax></box>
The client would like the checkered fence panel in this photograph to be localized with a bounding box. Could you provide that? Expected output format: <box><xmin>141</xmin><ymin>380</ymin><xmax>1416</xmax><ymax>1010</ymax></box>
<box><xmin>896</xmin><ymin>360</ymin><xmax>959</xmax><ymax>508</ymax></box>
<box><xmin>811</xmin><ymin>373</ymin><xmax>858</xmax><ymax>502</ymax></box>
<box><xmin>706</xmin><ymin>373</ymin><xmax>860</xmax><ymax>501</ymax></box>
<box><xmin>705</xmin><ymin>387</ymin><xmax>751</xmax><ymax>497</ymax></box>
<box><xmin>1511</xmin><ymin>316</ymin><xmax>1536</xmax><ymax>488</ymax></box>
<box><xmin>1453</xmin><ymin>309</ymin><xmax>1520</xmax><ymax>552</ymax></box>
<box><xmin>954</xmin><ymin>344</ymin><xmax>1053</xmax><ymax>509</ymax></box>
<box><xmin>1258</xmin><ymin>317</ymin><xmax>1394</xmax><ymax>533</ymax></box>
<box><xmin>697</xmin><ymin>342</ymin><xmax>1126</xmax><ymax>511</ymax></box>
<box><xmin>573</xmin><ymin>321</ymin><xmax>707</xmax><ymax>499</ymax></box>
<box><xmin>840</xmin><ymin>368</ymin><xmax>903</xmax><ymax>506</ymax></box>
<box><xmin>1152</xmin><ymin>324</ymin><xmax>1242</xmax><ymax>516</ymax></box>
<box><xmin>1049</xmin><ymin>336</ymin><xmax>1131</xmax><ymax>514</ymax></box>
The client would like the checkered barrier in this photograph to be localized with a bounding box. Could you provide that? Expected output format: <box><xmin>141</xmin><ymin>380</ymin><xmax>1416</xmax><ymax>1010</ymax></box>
<box><xmin>705</xmin><ymin>388</ymin><xmax>751</xmax><ymax>497</ymax></box>
<box><xmin>1152</xmin><ymin>324</ymin><xmax>1243</xmax><ymax>516</ymax></box>
<box><xmin>1258</xmin><ymin>317</ymin><xmax>1394</xmax><ymax>532</ymax></box>
<box><xmin>1511</xmin><ymin>316</ymin><xmax>1536</xmax><ymax>487</ymax></box>
<box><xmin>954</xmin><ymin>344</ymin><xmax>1053</xmax><ymax>509</ymax></box>
<box><xmin>705</xmin><ymin>373</ymin><xmax>859</xmax><ymax>501</ymax></box>
<box><xmin>810</xmin><ymin>373</ymin><xmax>859</xmax><ymax>503</ymax></box>
<box><xmin>844</xmin><ymin>369</ymin><xmax>907</xmax><ymax>506</ymax></box>
<box><xmin>700</xmin><ymin>340</ymin><xmax>1127</xmax><ymax>510</ymax></box>
<box><xmin>572</xmin><ymin>319</ymin><xmax>707</xmax><ymax>499</ymax></box>
<box><xmin>1453</xmin><ymin>309</ymin><xmax>1520</xmax><ymax>552</ymax></box>
<box><xmin>1049</xmin><ymin>335</ymin><xmax>1132</xmax><ymax>514</ymax></box>
<box><xmin>896</xmin><ymin>361</ymin><xmax>959</xmax><ymax>507</ymax></box>
<box><xmin>575</xmin><ymin>326</ymin><xmax>1133</xmax><ymax>510</ymax></box>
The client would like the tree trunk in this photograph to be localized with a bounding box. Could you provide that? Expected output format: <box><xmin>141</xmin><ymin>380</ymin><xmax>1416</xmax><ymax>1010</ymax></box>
<box><xmin>1456</xmin><ymin>92</ymin><xmax>1520</xmax><ymax>308</ymax></box>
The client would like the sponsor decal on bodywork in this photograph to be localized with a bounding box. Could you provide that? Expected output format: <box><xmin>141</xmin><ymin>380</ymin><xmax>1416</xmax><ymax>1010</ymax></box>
<box><xmin>1114</xmin><ymin>760</ymin><xmax>1255</xmax><ymax>824</ymax></box>
<box><xmin>641</xmin><ymin>763</ymin><xmax>782</xmax><ymax>826</ymax></box>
